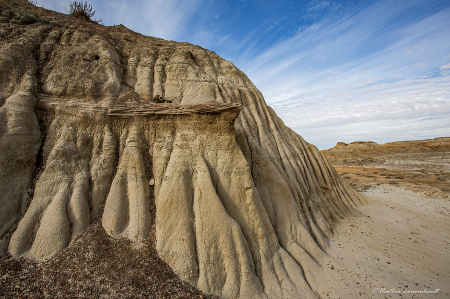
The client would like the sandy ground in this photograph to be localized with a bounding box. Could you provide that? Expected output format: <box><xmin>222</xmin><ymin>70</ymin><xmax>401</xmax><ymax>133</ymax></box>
<box><xmin>327</xmin><ymin>185</ymin><xmax>450</xmax><ymax>298</ymax></box>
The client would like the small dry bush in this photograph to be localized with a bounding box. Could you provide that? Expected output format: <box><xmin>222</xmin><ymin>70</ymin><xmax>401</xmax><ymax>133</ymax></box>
<box><xmin>66</xmin><ymin>0</ymin><xmax>97</xmax><ymax>21</ymax></box>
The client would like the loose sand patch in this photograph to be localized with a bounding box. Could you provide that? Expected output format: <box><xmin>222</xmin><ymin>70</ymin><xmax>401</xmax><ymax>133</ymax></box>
<box><xmin>328</xmin><ymin>185</ymin><xmax>450</xmax><ymax>298</ymax></box>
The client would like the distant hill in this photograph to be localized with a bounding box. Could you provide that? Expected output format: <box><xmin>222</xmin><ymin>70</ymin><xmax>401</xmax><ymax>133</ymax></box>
<box><xmin>322</xmin><ymin>137</ymin><xmax>450</xmax><ymax>163</ymax></box>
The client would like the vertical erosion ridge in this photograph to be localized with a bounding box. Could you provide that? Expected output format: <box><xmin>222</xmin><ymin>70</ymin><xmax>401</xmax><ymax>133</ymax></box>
<box><xmin>0</xmin><ymin>16</ymin><xmax>367</xmax><ymax>299</ymax></box>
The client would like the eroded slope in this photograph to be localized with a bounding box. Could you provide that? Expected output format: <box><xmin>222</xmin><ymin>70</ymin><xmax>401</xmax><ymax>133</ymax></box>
<box><xmin>0</xmin><ymin>3</ymin><xmax>366</xmax><ymax>298</ymax></box>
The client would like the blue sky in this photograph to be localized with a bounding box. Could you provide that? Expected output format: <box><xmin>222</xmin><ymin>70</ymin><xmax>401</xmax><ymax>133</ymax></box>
<box><xmin>38</xmin><ymin>0</ymin><xmax>450</xmax><ymax>149</ymax></box>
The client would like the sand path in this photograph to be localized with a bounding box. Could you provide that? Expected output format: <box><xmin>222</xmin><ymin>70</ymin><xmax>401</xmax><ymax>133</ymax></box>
<box><xmin>327</xmin><ymin>185</ymin><xmax>450</xmax><ymax>298</ymax></box>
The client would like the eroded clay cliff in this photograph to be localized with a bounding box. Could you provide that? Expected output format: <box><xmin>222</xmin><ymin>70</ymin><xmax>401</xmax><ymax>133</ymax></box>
<box><xmin>0</xmin><ymin>2</ymin><xmax>366</xmax><ymax>298</ymax></box>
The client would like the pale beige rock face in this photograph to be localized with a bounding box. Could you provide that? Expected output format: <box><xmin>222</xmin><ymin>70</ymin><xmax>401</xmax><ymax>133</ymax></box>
<box><xmin>0</xmin><ymin>24</ymin><xmax>43</xmax><ymax>243</ymax></box>
<box><xmin>0</xmin><ymin>14</ymin><xmax>366</xmax><ymax>299</ymax></box>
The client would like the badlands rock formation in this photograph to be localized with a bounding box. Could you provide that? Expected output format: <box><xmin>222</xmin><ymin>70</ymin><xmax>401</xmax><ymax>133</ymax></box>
<box><xmin>0</xmin><ymin>3</ymin><xmax>366</xmax><ymax>298</ymax></box>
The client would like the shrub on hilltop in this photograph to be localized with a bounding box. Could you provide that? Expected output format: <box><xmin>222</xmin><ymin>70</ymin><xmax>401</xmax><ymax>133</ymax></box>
<box><xmin>66</xmin><ymin>0</ymin><xmax>98</xmax><ymax>22</ymax></box>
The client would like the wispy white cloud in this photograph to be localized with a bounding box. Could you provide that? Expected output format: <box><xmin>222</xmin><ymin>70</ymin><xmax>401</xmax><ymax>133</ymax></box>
<box><xmin>305</xmin><ymin>0</ymin><xmax>341</xmax><ymax>19</ymax></box>
<box><xmin>37</xmin><ymin>0</ymin><xmax>204</xmax><ymax>41</ymax></box>
<box><xmin>244</xmin><ymin>3</ymin><xmax>450</xmax><ymax>89</ymax></box>
<box><xmin>104</xmin><ymin>0</ymin><xmax>204</xmax><ymax>41</ymax></box>
<box><xmin>307</xmin><ymin>1</ymin><xmax>331</xmax><ymax>12</ymax></box>
<box><xmin>299</xmin><ymin>114</ymin><xmax>450</xmax><ymax>149</ymax></box>
<box><xmin>234</xmin><ymin>0</ymin><xmax>450</xmax><ymax>149</ymax></box>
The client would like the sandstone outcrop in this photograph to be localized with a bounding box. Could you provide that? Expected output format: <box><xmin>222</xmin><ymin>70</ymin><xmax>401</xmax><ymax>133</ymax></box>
<box><xmin>0</xmin><ymin>2</ymin><xmax>366</xmax><ymax>298</ymax></box>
